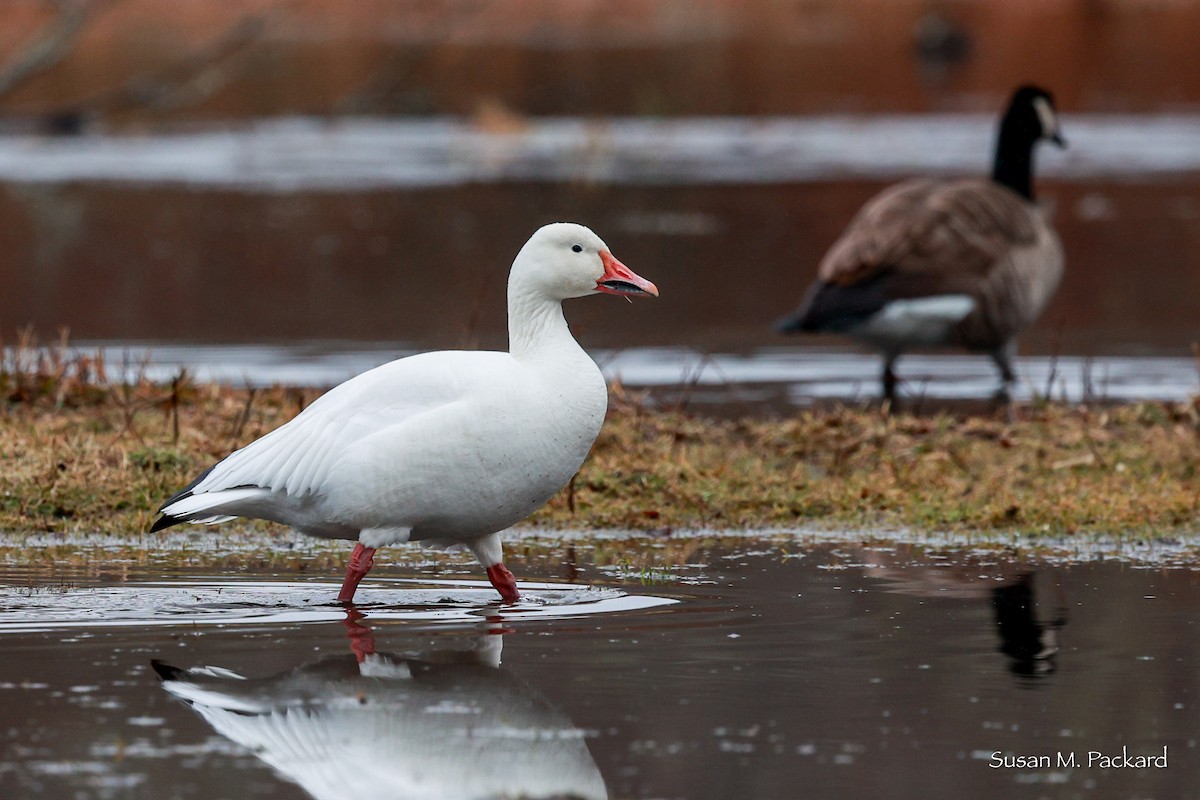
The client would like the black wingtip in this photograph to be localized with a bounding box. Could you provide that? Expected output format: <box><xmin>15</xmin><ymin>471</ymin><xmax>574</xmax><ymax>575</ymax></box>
<box><xmin>154</xmin><ymin>491</ymin><xmax>188</xmax><ymax>515</ymax></box>
<box><xmin>774</xmin><ymin>312</ymin><xmax>808</xmax><ymax>335</ymax></box>
<box><xmin>776</xmin><ymin>280</ymin><xmax>840</xmax><ymax>335</ymax></box>
<box><xmin>155</xmin><ymin>464</ymin><xmax>218</xmax><ymax>514</ymax></box>
<box><xmin>151</xmin><ymin>659</ymin><xmax>185</xmax><ymax>682</ymax></box>
<box><xmin>149</xmin><ymin>514</ymin><xmax>181</xmax><ymax>533</ymax></box>
<box><xmin>781</xmin><ymin>277</ymin><xmax>891</xmax><ymax>334</ymax></box>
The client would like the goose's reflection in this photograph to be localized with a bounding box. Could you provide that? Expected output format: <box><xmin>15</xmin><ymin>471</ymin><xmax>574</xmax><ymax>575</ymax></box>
<box><xmin>152</xmin><ymin>611</ymin><xmax>607</xmax><ymax>800</ymax></box>
<box><xmin>857</xmin><ymin>547</ymin><xmax>1068</xmax><ymax>679</ymax></box>
<box><xmin>990</xmin><ymin>572</ymin><xmax>1067</xmax><ymax>677</ymax></box>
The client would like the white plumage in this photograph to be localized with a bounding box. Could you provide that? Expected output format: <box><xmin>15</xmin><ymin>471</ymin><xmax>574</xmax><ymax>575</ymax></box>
<box><xmin>152</xmin><ymin>223</ymin><xmax>658</xmax><ymax>603</ymax></box>
<box><xmin>153</xmin><ymin>634</ymin><xmax>609</xmax><ymax>800</ymax></box>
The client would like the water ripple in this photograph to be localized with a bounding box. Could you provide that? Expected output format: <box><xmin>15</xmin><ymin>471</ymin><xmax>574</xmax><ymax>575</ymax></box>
<box><xmin>0</xmin><ymin>578</ymin><xmax>677</xmax><ymax>632</ymax></box>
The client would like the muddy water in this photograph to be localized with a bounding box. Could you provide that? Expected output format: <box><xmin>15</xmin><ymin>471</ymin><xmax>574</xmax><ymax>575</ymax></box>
<box><xmin>3</xmin><ymin>175</ymin><xmax>1198</xmax><ymax>357</ymax></box>
<box><xmin>82</xmin><ymin>342</ymin><xmax>1200</xmax><ymax>414</ymax></box>
<box><xmin>1</xmin><ymin>117</ymin><xmax>1197</xmax><ymax>410</ymax></box>
<box><xmin>1</xmin><ymin>117</ymin><xmax>1198</xmax><ymax>359</ymax></box>
<box><xmin>2</xmin><ymin>536</ymin><xmax>1198</xmax><ymax>799</ymax></box>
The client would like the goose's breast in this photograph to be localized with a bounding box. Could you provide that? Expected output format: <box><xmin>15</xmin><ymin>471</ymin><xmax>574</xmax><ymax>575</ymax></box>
<box><xmin>324</xmin><ymin>365</ymin><xmax>607</xmax><ymax>536</ymax></box>
<box><xmin>961</xmin><ymin>221</ymin><xmax>1064</xmax><ymax>345</ymax></box>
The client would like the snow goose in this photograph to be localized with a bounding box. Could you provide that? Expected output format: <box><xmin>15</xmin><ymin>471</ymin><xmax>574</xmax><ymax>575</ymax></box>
<box><xmin>150</xmin><ymin>223</ymin><xmax>657</xmax><ymax>603</ymax></box>
<box><xmin>776</xmin><ymin>85</ymin><xmax>1066</xmax><ymax>401</ymax></box>
<box><xmin>152</xmin><ymin>626</ymin><xmax>608</xmax><ymax>800</ymax></box>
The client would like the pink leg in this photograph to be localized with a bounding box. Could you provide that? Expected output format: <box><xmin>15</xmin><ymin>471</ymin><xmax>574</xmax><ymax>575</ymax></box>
<box><xmin>486</xmin><ymin>563</ymin><xmax>521</xmax><ymax>604</ymax></box>
<box><xmin>341</xmin><ymin>608</ymin><xmax>376</xmax><ymax>663</ymax></box>
<box><xmin>338</xmin><ymin>543</ymin><xmax>376</xmax><ymax>603</ymax></box>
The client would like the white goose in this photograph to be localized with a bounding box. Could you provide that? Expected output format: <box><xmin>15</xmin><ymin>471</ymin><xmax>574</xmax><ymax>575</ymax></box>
<box><xmin>151</xmin><ymin>223</ymin><xmax>658</xmax><ymax>603</ymax></box>
<box><xmin>152</xmin><ymin>631</ymin><xmax>609</xmax><ymax>800</ymax></box>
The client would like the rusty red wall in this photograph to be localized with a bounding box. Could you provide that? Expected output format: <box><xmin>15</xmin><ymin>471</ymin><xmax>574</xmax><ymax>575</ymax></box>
<box><xmin>1</xmin><ymin>0</ymin><xmax>1198</xmax><ymax>123</ymax></box>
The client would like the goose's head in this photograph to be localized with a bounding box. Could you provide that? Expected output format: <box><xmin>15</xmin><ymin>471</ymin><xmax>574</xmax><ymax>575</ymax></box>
<box><xmin>1005</xmin><ymin>85</ymin><xmax>1066</xmax><ymax>148</ymax></box>
<box><xmin>512</xmin><ymin>223</ymin><xmax>658</xmax><ymax>301</ymax></box>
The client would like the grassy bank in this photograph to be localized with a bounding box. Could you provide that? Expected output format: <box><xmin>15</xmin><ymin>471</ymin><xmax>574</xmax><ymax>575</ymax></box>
<box><xmin>0</xmin><ymin>348</ymin><xmax>1197</xmax><ymax>540</ymax></box>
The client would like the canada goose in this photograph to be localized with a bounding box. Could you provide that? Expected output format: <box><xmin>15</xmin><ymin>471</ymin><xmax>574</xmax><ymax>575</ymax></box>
<box><xmin>776</xmin><ymin>85</ymin><xmax>1066</xmax><ymax>401</ymax></box>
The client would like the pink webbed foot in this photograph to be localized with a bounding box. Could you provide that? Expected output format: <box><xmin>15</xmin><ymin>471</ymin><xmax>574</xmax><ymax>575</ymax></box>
<box><xmin>338</xmin><ymin>543</ymin><xmax>377</xmax><ymax>604</ymax></box>
<box><xmin>486</xmin><ymin>563</ymin><xmax>521</xmax><ymax>604</ymax></box>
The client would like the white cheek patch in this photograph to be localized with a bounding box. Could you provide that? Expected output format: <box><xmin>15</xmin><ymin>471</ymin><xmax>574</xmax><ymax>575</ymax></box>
<box><xmin>1033</xmin><ymin>96</ymin><xmax>1060</xmax><ymax>140</ymax></box>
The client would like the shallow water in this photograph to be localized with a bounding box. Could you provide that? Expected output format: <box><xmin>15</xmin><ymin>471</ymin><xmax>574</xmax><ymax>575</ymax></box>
<box><xmin>2</xmin><ymin>534</ymin><xmax>1198</xmax><ymax>799</ymax></box>
<box><xmin>79</xmin><ymin>341</ymin><xmax>1200</xmax><ymax>414</ymax></box>
<box><xmin>2</xmin><ymin>116</ymin><xmax>1198</xmax><ymax>189</ymax></box>
<box><xmin>2</xmin><ymin>117</ymin><xmax>1199</xmax><ymax>372</ymax></box>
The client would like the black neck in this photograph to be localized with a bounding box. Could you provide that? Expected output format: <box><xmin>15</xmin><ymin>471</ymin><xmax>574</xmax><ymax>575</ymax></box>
<box><xmin>990</xmin><ymin>117</ymin><xmax>1038</xmax><ymax>201</ymax></box>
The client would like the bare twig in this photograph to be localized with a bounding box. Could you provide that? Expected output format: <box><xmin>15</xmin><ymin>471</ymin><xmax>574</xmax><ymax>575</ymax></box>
<box><xmin>335</xmin><ymin>4</ymin><xmax>490</xmax><ymax>114</ymax></box>
<box><xmin>100</xmin><ymin>11</ymin><xmax>273</xmax><ymax>117</ymax></box>
<box><xmin>169</xmin><ymin>372</ymin><xmax>183</xmax><ymax>445</ymax></box>
<box><xmin>228</xmin><ymin>386</ymin><xmax>258</xmax><ymax>450</ymax></box>
<box><xmin>0</xmin><ymin>0</ymin><xmax>102</xmax><ymax>100</ymax></box>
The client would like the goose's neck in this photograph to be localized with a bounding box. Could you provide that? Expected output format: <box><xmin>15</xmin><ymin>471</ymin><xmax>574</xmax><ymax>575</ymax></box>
<box><xmin>990</xmin><ymin>117</ymin><xmax>1039</xmax><ymax>201</ymax></box>
<box><xmin>507</xmin><ymin>284</ymin><xmax>582</xmax><ymax>362</ymax></box>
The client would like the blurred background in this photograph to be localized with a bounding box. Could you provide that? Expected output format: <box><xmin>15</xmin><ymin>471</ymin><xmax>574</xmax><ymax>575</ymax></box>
<box><xmin>0</xmin><ymin>0</ymin><xmax>1197</xmax><ymax>408</ymax></box>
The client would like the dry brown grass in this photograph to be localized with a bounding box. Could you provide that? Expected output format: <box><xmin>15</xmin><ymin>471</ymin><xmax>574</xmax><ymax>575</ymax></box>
<box><xmin>0</xmin><ymin>340</ymin><xmax>319</xmax><ymax>535</ymax></box>
<box><xmin>532</xmin><ymin>393</ymin><xmax>1200</xmax><ymax>537</ymax></box>
<box><xmin>0</xmin><ymin>350</ymin><xmax>1196</xmax><ymax>539</ymax></box>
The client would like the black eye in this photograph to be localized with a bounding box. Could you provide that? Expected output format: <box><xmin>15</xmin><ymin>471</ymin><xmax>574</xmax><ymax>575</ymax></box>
<box><xmin>571</xmin><ymin>244</ymin><xmax>583</xmax><ymax>253</ymax></box>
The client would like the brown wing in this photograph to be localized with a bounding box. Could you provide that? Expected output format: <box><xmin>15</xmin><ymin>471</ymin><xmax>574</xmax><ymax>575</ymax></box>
<box><xmin>818</xmin><ymin>178</ymin><xmax>1040</xmax><ymax>287</ymax></box>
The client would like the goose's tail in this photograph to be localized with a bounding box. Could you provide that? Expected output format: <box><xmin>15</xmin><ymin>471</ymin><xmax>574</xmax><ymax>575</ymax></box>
<box><xmin>150</xmin><ymin>486</ymin><xmax>271</xmax><ymax>532</ymax></box>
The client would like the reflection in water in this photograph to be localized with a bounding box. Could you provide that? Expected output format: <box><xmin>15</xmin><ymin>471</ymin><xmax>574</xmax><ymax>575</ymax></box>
<box><xmin>991</xmin><ymin>573</ymin><xmax>1068</xmax><ymax>678</ymax></box>
<box><xmin>858</xmin><ymin>549</ymin><xmax>1068</xmax><ymax>681</ymax></box>
<box><xmin>5</xmin><ymin>544</ymin><xmax>1199</xmax><ymax>798</ymax></box>
<box><xmin>152</xmin><ymin>612</ymin><xmax>607</xmax><ymax>800</ymax></box>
